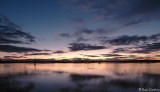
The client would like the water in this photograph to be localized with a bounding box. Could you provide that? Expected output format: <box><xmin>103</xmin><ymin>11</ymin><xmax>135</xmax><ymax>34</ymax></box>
<box><xmin>0</xmin><ymin>63</ymin><xmax>160</xmax><ymax>92</ymax></box>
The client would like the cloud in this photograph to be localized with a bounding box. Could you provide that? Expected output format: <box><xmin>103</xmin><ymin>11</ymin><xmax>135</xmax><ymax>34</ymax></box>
<box><xmin>150</xmin><ymin>33</ymin><xmax>160</xmax><ymax>40</ymax></box>
<box><xmin>59</xmin><ymin>28</ymin><xmax>111</xmax><ymax>39</ymax></box>
<box><xmin>108</xmin><ymin>35</ymin><xmax>148</xmax><ymax>45</ymax></box>
<box><xmin>156</xmin><ymin>55</ymin><xmax>160</xmax><ymax>57</ymax></box>
<box><xmin>112</xmin><ymin>47</ymin><xmax>149</xmax><ymax>54</ymax></box>
<box><xmin>59</xmin><ymin>33</ymin><xmax>71</xmax><ymax>38</ymax></box>
<box><xmin>75</xmin><ymin>29</ymin><xmax>95</xmax><ymax>36</ymax></box>
<box><xmin>93</xmin><ymin>0</ymin><xmax>159</xmax><ymax>22</ymax></box>
<box><xmin>101</xmin><ymin>33</ymin><xmax>160</xmax><ymax>45</ymax></box>
<box><xmin>53</xmin><ymin>50</ymin><xmax>66</xmax><ymax>54</ymax></box>
<box><xmin>0</xmin><ymin>16</ymin><xmax>52</xmax><ymax>54</ymax></box>
<box><xmin>25</xmin><ymin>52</ymin><xmax>52</xmax><ymax>56</ymax></box>
<box><xmin>96</xmin><ymin>33</ymin><xmax>160</xmax><ymax>54</ymax></box>
<box><xmin>59</xmin><ymin>28</ymin><xmax>113</xmax><ymax>43</ymax></box>
<box><xmin>0</xmin><ymin>45</ymin><xmax>41</xmax><ymax>53</ymax></box>
<box><xmin>112</xmin><ymin>42</ymin><xmax>160</xmax><ymax>54</ymax></box>
<box><xmin>60</xmin><ymin>0</ymin><xmax>160</xmax><ymax>31</ymax></box>
<box><xmin>136</xmin><ymin>42</ymin><xmax>160</xmax><ymax>53</ymax></box>
<box><xmin>130</xmin><ymin>50</ymin><xmax>150</xmax><ymax>54</ymax></box>
<box><xmin>76</xmin><ymin>37</ymin><xmax>89</xmax><ymax>42</ymax></box>
<box><xmin>101</xmin><ymin>54</ymin><xmax>123</xmax><ymax>57</ymax></box>
<box><xmin>75</xmin><ymin>28</ymin><xmax>111</xmax><ymax>36</ymax></box>
<box><xmin>3</xmin><ymin>55</ymin><xmax>27</xmax><ymax>59</ymax></box>
<box><xmin>0</xmin><ymin>37</ymin><xmax>24</xmax><ymax>44</ymax></box>
<box><xmin>0</xmin><ymin>16</ymin><xmax>36</xmax><ymax>44</ymax></box>
<box><xmin>68</xmin><ymin>43</ymin><xmax>106</xmax><ymax>51</ymax></box>
<box><xmin>80</xmin><ymin>54</ymin><xmax>100</xmax><ymax>57</ymax></box>
<box><xmin>69</xmin><ymin>18</ymin><xmax>87</xmax><ymax>26</ymax></box>
<box><xmin>112</xmin><ymin>48</ymin><xmax>130</xmax><ymax>53</ymax></box>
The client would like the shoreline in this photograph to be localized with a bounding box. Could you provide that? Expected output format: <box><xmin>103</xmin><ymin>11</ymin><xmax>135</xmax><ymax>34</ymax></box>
<box><xmin>0</xmin><ymin>60</ymin><xmax>160</xmax><ymax>63</ymax></box>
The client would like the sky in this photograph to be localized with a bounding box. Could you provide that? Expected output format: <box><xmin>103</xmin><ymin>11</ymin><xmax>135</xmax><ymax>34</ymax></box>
<box><xmin>0</xmin><ymin>0</ymin><xmax>160</xmax><ymax>60</ymax></box>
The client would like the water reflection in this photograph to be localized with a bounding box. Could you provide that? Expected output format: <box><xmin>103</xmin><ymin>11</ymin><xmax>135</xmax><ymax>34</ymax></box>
<box><xmin>70</xmin><ymin>74</ymin><xmax>105</xmax><ymax>82</ymax></box>
<box><xmin>0</xmin><ymin>72</ymin><xmax>35</xmax><ymax>92</ymax></box>
<box><xmin>0</xmin><ymin>63</ymin><xmax>159</xmax><ymax>92</ymax></box>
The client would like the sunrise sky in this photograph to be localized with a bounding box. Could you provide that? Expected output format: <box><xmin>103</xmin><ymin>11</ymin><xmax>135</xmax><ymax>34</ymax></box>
<box><xmin>0</xmin><ymin>0</ymin><xmax>160</xmax><ymax>60</ymax></box>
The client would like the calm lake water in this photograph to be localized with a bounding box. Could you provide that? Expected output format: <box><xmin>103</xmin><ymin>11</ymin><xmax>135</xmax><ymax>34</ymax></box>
<box><xmin>0</xmin><ymin>63</ymin><xmax>160</xmax><ymax>92</ymax></box>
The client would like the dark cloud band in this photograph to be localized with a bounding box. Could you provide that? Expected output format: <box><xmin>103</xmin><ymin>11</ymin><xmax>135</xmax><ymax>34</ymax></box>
<box><xmin>68</xmin><ymin>43</ymin><xmax>106</xmax><ymax>51</ymax></box>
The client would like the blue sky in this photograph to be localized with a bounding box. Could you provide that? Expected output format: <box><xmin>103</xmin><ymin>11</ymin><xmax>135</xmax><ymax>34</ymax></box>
<box><xmin>0</xmin><ymin>0</ymin><xmax>160</xmax><ymax>60</ymax></box>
